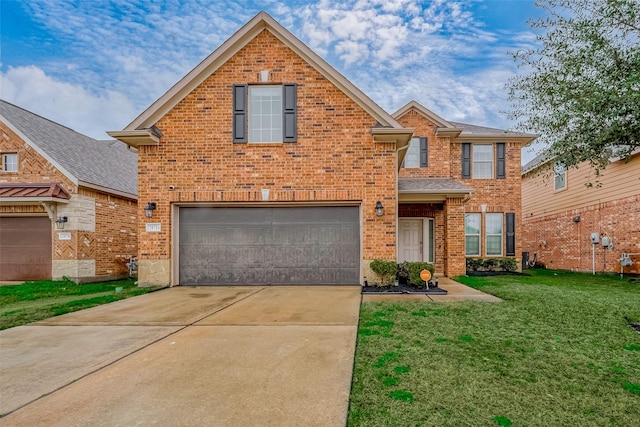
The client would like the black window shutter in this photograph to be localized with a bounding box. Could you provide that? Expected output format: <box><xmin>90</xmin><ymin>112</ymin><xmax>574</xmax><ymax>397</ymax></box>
<box><xmin>420</xmin><ymin>137</ymin><xmax>428</xmax><ymax>167</ymax></box>
<box><xmin>506</xmin><ymin>212</ymin><xmax>515</xmax><ymax>256</ymax></box>
<box><xmin>496</xmin><ymin>142</ymin><xmax>506</xmax><ymax>179</ymax></box>
<box><xmin>232</xmin><ymin>85</ymin><xmax>247</xmax><ymax>143</ymax></box>
<box><xmin>462</xmin><ymin>143</ymin><xmax>471</xmax><ymax>178</ymax></box>
<box><xmin>283</xmin><ymin>84</ymin><xmax>297</xmax><ymax>143</ymax></box>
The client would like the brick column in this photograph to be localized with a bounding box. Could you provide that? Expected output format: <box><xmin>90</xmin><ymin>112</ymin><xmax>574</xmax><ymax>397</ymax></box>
<box><xmin>444</xmin><ymin>197</ymin><xmax>466</xmax><ymax>277</ymax></box>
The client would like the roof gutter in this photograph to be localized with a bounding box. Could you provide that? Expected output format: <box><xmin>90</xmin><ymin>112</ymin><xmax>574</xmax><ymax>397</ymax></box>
<box><xmin>79</xmin><ymin>181</ymin><xmax>138</xmax><ymax>201</ymax></box>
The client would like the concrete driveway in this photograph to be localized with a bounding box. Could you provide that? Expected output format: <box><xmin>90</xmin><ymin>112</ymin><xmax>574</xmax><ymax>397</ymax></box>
<box><xmin>0</xmin><ymin>286</ymin><xmax>361</xmax><ymax>426</ymax></box>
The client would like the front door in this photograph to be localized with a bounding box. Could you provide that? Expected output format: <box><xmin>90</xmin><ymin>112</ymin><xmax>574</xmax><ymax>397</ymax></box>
<box><xmin>399</xmin><ymin>219</ymin><xmax>422</xmax><ymax>262</ymax></box>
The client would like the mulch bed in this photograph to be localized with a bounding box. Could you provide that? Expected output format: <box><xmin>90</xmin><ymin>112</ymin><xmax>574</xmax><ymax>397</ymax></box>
<box><xmin>362</xmin><ymin>282</ymin><xmax>447</xmax><ymax>295</ymax></box>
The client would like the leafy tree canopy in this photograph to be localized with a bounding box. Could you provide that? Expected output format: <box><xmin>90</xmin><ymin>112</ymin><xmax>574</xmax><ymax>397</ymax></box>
<box><xmin>509</xmin><ymin>0</ymin><xmax>640</xmax><ymax>172</ymax></box>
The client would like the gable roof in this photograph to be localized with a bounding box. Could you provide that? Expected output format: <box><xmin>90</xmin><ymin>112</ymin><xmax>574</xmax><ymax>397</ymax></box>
<box><xmin>393</xmin><ymin>100</ymin><xmax>537</xmax><ymax>143</ymax></box>
<box><xmin>393</xmin><ymin>101</ymin><xmax>459</xmax><ymax>129</ymax></box>
<box><xmin>0</xmin><ymin>100</ymin><xmax>137</xmax><ymax>199</ymax></box>
<box><xmin>109</xmin><ymin>11</ymin><xmax>412</xmax><ymax>150</ymax></box>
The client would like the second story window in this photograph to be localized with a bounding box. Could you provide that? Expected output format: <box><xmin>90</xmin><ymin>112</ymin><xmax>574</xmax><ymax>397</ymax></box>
<box><xmin>249</xmin><ymin>86</ymin><xmax>282</xmax><ymax>142</ymax></box>
<box><xmin>2</xmin><ymin>153</ymin><xmax>18</xmax><ymax>172</ymax></box>
<box><xmin>472</xmin><ymin>144</ymin><xmax>493</xmax><ymax>178</ymax></box>
<box><xmin>554</xmin><ymin>163</ymin><xmax>566</xmax><ymax>190</ymax></box>
<box><xmin>403</xmin><ymin>137</ymin><xmax>428</xmax><ymax>168</ymax></box>
<box><xmin>233</xmin><ymin>84</ymin><xmax>297</xmax><ymax>144</ymax></box>
<box><xmin>462</xmin><ymin>143</ymin><xmax>506</xmax><ymax>179</ymax></box>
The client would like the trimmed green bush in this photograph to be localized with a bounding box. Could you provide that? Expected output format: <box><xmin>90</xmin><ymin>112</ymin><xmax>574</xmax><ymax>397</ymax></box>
<box><xmin>405</xmin><ymin>262</ymin><xmax>435</xmax><ymax>286</ymax></box>
<box><xmin>369</xmin><ymin>260</ymin><xmax>398</xmax><ymax>286</ymax></box>
<box><xmin>466</xmin><ymin>257</ymin><xmax>519</xmax><ymax>273</ymax></box>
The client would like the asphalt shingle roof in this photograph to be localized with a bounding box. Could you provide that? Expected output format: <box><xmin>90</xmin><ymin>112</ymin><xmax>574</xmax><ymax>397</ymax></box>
<box><xmin>0</xmin><ymin>100</ymin><xmax>137</xmax><ymax>197</ymax></box>
<box><xmin>450</xmin><ymin>122</ymin><xmax>529</xmax><ymax>137</ymax></box>
<box><xmin>398</xmin><ymin>178</ymin><xmax>473</xmax><ymax>193</ymax></box>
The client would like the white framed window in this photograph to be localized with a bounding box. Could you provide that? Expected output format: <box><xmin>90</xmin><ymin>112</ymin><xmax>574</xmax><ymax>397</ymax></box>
<box><xmin>465</xmin><ymin>213</ymin><xmax>481</xmax><ymax>256</ymax></box>
<box><xmin>2</xmin><ymin>153</ymin><xmax>18</xmax><ymax>172</ymax></box>
<box><xmin>472</xmin><ymin>145</ymin><xmax>493</xmax><ymax>178</ymax></box>
<box><xmin>249</xmin><ymin>86</ymin><xmax>282</xmax><ymax>143</ymax></box>
<box><xmin>403</xmin><ymin>137</ymin><xmax>427</xmax><ymax>168</ymax></box>
<box><xmin>404</xmin><ymin>137</ymin><xmax>420</xmax><ymax>168</ymax></box>
<box><xmin>486</xmin><ymin>213</ymin><xmax>503</xmax><ymax>256</ymax></box>
<box><xmin>554</xmin><ymin>163</ymin><xmax>566</xmax><ymax>190</ymax></box>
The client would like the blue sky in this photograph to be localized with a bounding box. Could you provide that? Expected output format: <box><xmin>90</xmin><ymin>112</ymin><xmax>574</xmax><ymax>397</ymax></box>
<box><xmin>1</xmin><ymin>0</ymin><xmax>544</xmax><ymax>164</ymax></box>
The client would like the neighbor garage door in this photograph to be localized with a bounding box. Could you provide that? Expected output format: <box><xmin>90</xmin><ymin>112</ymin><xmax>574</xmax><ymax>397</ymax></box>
<box><xmin>0</xmin><ymin>216</ymin><xmax>52</xmax><ymax>281</ymax></box>
<box><xmin>179</xmin><ymin>206</ymin><xmax>360</xmax><ymax>285</ymax></box>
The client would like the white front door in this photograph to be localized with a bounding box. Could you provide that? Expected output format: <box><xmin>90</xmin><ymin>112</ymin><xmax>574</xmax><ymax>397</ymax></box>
<box><xmin>399</xmin><ymin>219</ymin><xmax>423</xmax><ymax>262</ymax></box>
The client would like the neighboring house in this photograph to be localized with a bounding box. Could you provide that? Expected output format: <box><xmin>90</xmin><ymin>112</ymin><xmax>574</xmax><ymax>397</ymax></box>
<box><xmin>108</xmin><ymin>12</ymin><xmax>535</xmax><ymax>287</ymax></box>
<box><xmin>522</xmin><ymin>151</ymin><xmax>640</xmax><ymax>274</ymax></box>
<box><xmin>0</xmin><ymin>100</ymin><xmax>138</xmax><ymax>282</ymax></box>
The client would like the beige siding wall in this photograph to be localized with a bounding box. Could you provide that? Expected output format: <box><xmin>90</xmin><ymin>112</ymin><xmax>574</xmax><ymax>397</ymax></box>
<box><xmin>522</xmin><ymin>153</ymin><xmax>640</xmax><ymax>273</ymax></box>
<box><xmin>522</xmin><ymin>153</ymin><xmax>640</xmax><ymax>219</ymax></box>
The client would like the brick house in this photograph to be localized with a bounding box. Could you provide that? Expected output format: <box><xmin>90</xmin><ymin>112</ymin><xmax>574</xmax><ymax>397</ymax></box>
<box><xmin>522</xmin><ymin>151</ymin><xmax>640</xmax><ymax>274</ymax></box>
<box><xmin>0</xmin><ymin>100</ymin><xmax>138</xmax><ymax>282</ymax></box>
<box><xmin>109</xmin><ymin>12</ymin><xmax>535</xmax><ymax>286</ymax></box>
<box><xmin>394</xmin><ymin>101</ymin><xmax>535</xmax><ymax>277</ymax></box>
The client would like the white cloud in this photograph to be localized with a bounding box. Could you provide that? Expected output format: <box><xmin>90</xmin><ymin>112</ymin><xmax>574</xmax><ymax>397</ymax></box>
<box><xmin>1</xmin><ymin>66</ymin><xmax>136</xmax><ymax>139</ymax></box>
<box><xmin>7</xmin><ymin>0</ymin><xmax>541</xmax><ymax>163</ymax></box>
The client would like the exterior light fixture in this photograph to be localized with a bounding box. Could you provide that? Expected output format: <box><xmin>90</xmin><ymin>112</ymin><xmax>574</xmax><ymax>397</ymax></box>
<box><xmin>375</xmin><ymin>201</ymin><xmax>384</xmax><ymax>217</ymax></box>
<box><xmin>144</xmin><ymin>202</ymin><xmax>157</xmax><ymax>218</ymax></box>
<box><xmin>55</xmin><ymin>216</ymin><xmax>68</xmax><ymax>230</ymax></box>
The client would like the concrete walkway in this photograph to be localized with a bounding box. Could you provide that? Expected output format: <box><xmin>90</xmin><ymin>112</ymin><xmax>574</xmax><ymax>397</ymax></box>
<box><xmin>0</xmin><ymin>286</ymin><xmax>361</xmax><ymax>427</ymax></box>
<box><xmin>361</xmin><ymin>277</ymin><xmax>502</xmax><ymax>302</ymax></box>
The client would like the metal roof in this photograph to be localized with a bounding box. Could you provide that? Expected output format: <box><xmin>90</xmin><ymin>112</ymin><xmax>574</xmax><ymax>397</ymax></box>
<box><xmin>0</xmin><ymin>183</ymin><xmax>71</xmax><ymax>200</ymax></box>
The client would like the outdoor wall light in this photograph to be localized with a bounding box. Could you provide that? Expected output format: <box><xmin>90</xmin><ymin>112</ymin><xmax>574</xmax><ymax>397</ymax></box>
<box><xmin>55</xmin><ymin>216</ymin><xmax>68</xmax><ymax>230</ymax></box>
<box><xmin>572</xmin><ymin>215</ymin><xmax>581</xmax><ymax>223</ymax></box>
<box><xmin>375</xmin><ymin>201</ymin><xmax>384</xmax><ymax>217</ymax></box>
<box><xmin>144</xmin><ymin>202</ymin><xmax>157</xmax><ymax>218</ymax></box>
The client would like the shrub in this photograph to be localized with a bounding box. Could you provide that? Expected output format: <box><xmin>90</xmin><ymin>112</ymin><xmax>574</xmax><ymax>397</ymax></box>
<box><xmin>405</xmin><ymin>262</ymin><xmax>435</xmax><ymax>286</ymax></box>
<box><xmin>483</xmin><ymin>258</ymin><xmax>500</xmax><ymax>271</ymax></box>
<box><xmin>500</xmin><ymin>257</ymin><xmax>518</xmax><ymax>272</ymax></box>
<box><xmin>369</xmin><ymin>260</ymin><xmax>397</xmax><ymax>286</ymax></box>
<box><xmin>466</xmin><ymin>257</ymin><xmax>519</xmax><ymax>273</ymax></box>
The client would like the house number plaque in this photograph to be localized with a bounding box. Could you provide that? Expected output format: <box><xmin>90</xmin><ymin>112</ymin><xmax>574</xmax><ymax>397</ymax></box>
<box><xmin>145</xmin><ymin>223</ymin><xmax>161</xmax><ymax>232</ymax></box>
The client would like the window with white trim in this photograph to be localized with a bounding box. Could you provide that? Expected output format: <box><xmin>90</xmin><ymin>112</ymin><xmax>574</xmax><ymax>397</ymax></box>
<box><xmin>472</xmin><ymin>145</ymin><xmax>493</xmax><ymax>178</ymax></box>
<box><xmin>2</xmin><ymin>153</ymin><xmax>18</xmax><ymax>172</ymax></box>
<box><xmin>403</xmin><ymin>137</ymin><xmax>428</xmax><ymax>168</ymax></box>
<box><xmin>465</xmin><ymin>213</ymin><xmax>481</xmax><ymax>256</ymax></box>
<box><xmin>554</xmin><ymin>163</ymin><xmax>566</xmax><ymax>190</ymax></box>
<box><xmin>249</xmin><ymin>86</ymin><xmax>282</xmax><ymax>143</ymax></box>
<box><xmin>486</xmin><ymin>213</ymin><xmax>503</xmax><ymax>256</ymax></box>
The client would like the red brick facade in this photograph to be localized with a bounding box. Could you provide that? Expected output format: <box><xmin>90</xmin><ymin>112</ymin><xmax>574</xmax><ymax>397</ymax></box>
<box><xmin>395</xmin><ymin>109</ymin><xmax>525</xmax><ymax>276</ymax></box>
<box><xmin>0</xmin><ymin>121</ymin><xmax>137</xmax><ymax>282</ymax></box>
<box><xmin>522</xmin><ymin>155</ymin><xmax>640</xmax><ymax>274</ymax></box>
<box><xmin>136</xmin><ymin>30</ymin><xmax>396</xmax><ymax>284</ymax></box>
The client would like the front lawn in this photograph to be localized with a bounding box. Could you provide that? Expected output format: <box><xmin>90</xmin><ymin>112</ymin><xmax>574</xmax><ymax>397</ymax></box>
<box><xmin>0</xmin><ymin>279</ymin><xmax>160</xmax><ymax>330</ymax></box>
<box><xmin>348</xmin><ymin>270</ymin><xmax>640</xmax><ymax>426</ymax></box>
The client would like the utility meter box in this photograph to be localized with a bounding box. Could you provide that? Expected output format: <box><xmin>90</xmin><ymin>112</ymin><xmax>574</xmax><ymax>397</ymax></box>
<box><xmin>590</xmin><ymin>233</ymin><xmax>600</xmax><ymax>244</ymax></box>
<box><xmin>601</xmin><ymin>236</ymin><xmax>611</xmax><ymax>247</ymax></box>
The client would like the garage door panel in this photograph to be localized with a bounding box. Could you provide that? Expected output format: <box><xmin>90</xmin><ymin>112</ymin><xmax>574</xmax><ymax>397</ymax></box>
<box><xmin>179</xmin><ymin>207</ymin><xmax>359</xmax><ymax>285</ymax></box>
<box><xmin>0</xmin><ymin>217</ymin><xmax>52</xmax><ymax>281</ymax></box>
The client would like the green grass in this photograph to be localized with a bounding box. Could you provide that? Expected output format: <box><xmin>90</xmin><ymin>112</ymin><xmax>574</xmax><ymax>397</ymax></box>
<box><xmin>0</xmin><ymin>279</ymin><xmax>160</xmax><ymax>330</ymax></box>
<box><xmin>348</xmin><ymin>269</ymin><xmax>640</xmax><ymax>426</ymax></box>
